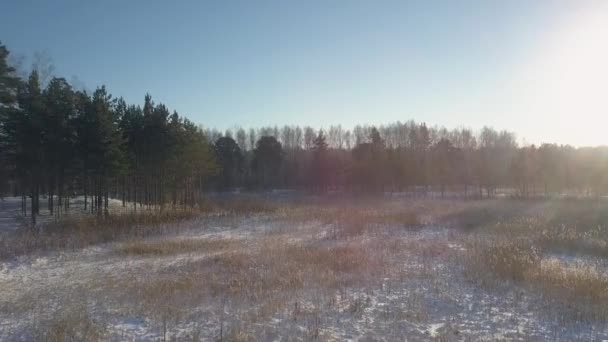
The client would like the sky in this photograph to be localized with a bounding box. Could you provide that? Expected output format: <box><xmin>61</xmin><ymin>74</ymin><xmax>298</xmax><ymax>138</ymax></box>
<box><xmin>1</xmin><ymin>0</ymin><xmax>607</xmax><ymax>146</ymax></box>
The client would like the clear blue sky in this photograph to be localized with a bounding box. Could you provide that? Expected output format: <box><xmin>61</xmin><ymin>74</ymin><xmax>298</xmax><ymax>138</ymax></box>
<box><xmin>2</xmin><ymin>1</ymin><xmax>607</xmax><ymax>146</ymax></box>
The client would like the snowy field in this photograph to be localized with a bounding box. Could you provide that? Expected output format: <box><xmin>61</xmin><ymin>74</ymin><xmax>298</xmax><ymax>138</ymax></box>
<box><xmin>0</xmin><ymin>196</ymin><xmax>131</xmax><ymax>232</ymax></box>
<box><xmin>1</xmin><ymin>196</ymin><xmax>608</xmax><ymax>341</ymax></box>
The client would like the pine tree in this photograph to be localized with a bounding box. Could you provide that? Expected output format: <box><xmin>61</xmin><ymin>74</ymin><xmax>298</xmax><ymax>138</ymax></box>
<box><xmin>43</xmin><ymin>77</ymin><xmax>77</xmax><ymax>214</ymax></box>
<box><xmin>253</xmin><ymin>136</ymin><xmax>283</xmax><ymax>189</ymax></box>
<box><xmin>0</xmin><ymin>42</ymin><xmax>20</xmax><ymax>106</ymax></box>
<box><xmin>78</xmin><ymin>86</ymin><xmax>125</xmax><ymax>215</ymax></box>
<box><xmin>0</xmin><ymin>42</ymin><xmax>21</xmax><ymax>196</ymax></box>
<box><xmin>311</xmin><ymin>130</ymin><xmax>329</xmax><ymax>191</ymax></box>
<box><xmin>214</xmin><ymin>136</ymin><xmax>243</xmax><ymax>190</ymax></box>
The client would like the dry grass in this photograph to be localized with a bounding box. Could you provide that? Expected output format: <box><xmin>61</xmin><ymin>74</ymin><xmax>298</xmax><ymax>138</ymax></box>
<box><xmin>538</xmin><ymin>225</ymin><xmax>608</xmax><ymax>258</ymax></box>
<box><xmin>466</xmin><ymin>235</ymin><xmax>608</xmax><ymax>320</ymax></box>
<box><xmin>532</xmin><ymin>258</ymin><xmax>608</xmax><ymax>321</ymax></box>
<box><xmin>0</xmin><ymin>196</ymin><xmax>448</xmax><ymax>261</ymax></box>
<box><xmin>115</xmin><ymin>237</ymin><xmax>238</xmax><ymax>256</ymax></box>
<box><xmin>0</xmin><ymin>210</ymin><xmax>204</xmax><ymax>260</ymax></box>
<box><xmin>0</xmin><ymin>195</ymin><xmax>291</xmax><ymax>261</ymax></box>
<box><xmin>109</xmin><ymin>235</ymin><xmax>392</xmax><ymax>330</ymax></box>
<box><xmin>460</xmin><ymin>199</ymin><xmax>608</xmax><ymax>321</ymax></box>
<box><xmin>202</xmin><ymin>196</ymin><xmax>283</xmax><ymax>215</ymax></box>
<box><xmin>8</xmin><ymin>196</ymin><xmax>608</xmax><ymax>339</ymax></box>
<box><xmin>537</xmin><ymin>258</ymin><xmax>608</xmax><ymax>303</ymax></box>
<box><xmin>466</xmin><ymin>238</ymin><xmax>541</xmax><ymax>283</ymax></box>
<box><xmin>31</xmin><ymin>305</ymin><xmax>105</xmax><ymax>342</ymax></box>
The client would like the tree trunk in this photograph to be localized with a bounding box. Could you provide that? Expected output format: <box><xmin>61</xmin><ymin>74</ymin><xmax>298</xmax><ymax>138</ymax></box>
<box><xmin>84</xmin><ymin>170</ymin><xmax>88</xmax><ymax>211</ymax></box>
<box><xmin>104</xmin><ymin>191</ymin><xmax>109</xmax><ymax>217</ymax></box>
<box><xmin>48</xmin><ymin>188</ymin><xmax>54</xmax><ymax>215</ymax></box>
<box><xmin>122</xmin><ymin>176</ymin><xmax>126</xmax><ymax>208</ymax></box>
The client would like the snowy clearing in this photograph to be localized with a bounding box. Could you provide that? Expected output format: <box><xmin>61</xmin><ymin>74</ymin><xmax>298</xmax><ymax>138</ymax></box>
<box><xmin>0</xmin><ymin>197</ymin><xmax>607</xmax><ymax>341</ymax></box>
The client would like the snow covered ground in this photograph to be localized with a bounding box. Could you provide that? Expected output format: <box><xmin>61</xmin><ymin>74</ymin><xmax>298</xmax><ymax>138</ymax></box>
<box><xmin>0</xmin><ymin>197</ymin><xmax>607</xmax><ymax>341</ymax></box>
<box><xmin>0</xmin><ymin>196</ymin><xmax>129</xmax><ymax>233</ymax></box>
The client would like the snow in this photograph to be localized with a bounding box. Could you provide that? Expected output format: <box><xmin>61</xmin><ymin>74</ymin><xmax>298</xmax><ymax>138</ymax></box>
<box><xmin>0</xmin><ymin>199</ymin><xmax>607</xmax><ymax>340</ymax></box>
<box><xmin>427</xmin><ymin>323</ymin><xmax>445</xmax><ymax>337</ymax></box>
<box><xmin>0</xmin><ymin>196</ymin><xmax>129</xmax><ymax>233</ymax></box>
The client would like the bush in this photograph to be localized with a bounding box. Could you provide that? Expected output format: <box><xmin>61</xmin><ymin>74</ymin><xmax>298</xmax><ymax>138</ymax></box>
<box><xmin>466</xmin><ymin>238</ymin><xmax>540</xmax><ymax>283</ymax></box>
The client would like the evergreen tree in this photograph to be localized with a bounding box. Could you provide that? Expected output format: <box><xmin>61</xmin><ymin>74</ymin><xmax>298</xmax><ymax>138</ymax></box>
<box><xmin>311</xmin><ymin>129</ymin><xmax>330</xmax><ymax>191</ymax></box>
<box><xmin>214</xmin><ymin>136</ymin><xmax>243</xmax><ymax>190</ymax></box>
<box><xmin>253</xmin><ymin>136</ymin><xmax>283</xmax><ymax>189</ymax></box>
<box><xmin>0</xmin><ymin>42</ymin><xmax>21</xmax><ymax>196</ymax></box>
<box><xmin>18</xmin><ymin>70</ymin><xmax>46</xmax><ymax>223</ymax></box>
<box><xmin>42</xmin><ymin>77</ymin><xmax>77</xmax><ymax>214</ymax></box>
<box><xmin>431</xmin><ymin>138</ymin><xmax>457</xmax><ymax>198</ymax></box>
<box><xmin>0</xmin><ymin>43</ymin><xmax>20</xmax><ymax>107</ymax></box>
<box><xmin>79</xmin><ymin>86</ymin><xmax>125</xmax><ymax>215</ymax></box>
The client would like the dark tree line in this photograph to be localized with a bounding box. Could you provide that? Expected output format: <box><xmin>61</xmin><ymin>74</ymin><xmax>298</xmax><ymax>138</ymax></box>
<box><xmin>0</xmin><ymin>42</ymin><xmax>216</xmax><ymax>224</ymax></box>
<box><xmin>2</xmin><ymin>41</ymin><xmax>608</xmax><ymax>226</ymax></box>
<box><xmin>209</xmin><ymin>123</ymin><xmax>608</xmax><ymax>199</ymax></box>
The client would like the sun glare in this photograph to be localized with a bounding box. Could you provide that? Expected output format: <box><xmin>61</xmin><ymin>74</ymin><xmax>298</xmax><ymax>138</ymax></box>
<box><xmin>520</xmin><ymin>4</ymin><xmax>608</xmax><ymax>145</ymax></box>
